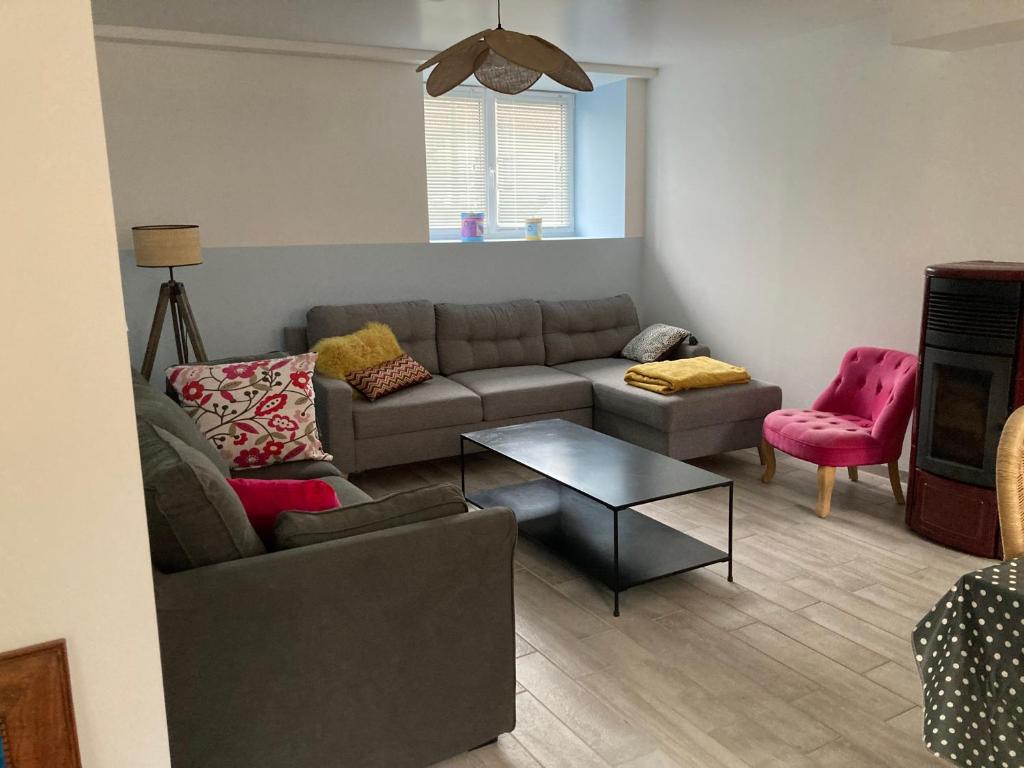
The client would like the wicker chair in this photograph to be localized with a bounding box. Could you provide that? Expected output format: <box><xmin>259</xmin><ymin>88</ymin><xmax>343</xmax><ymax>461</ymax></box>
<box><xmin>996</xmin><ymin>405</ymin><xmax>1024</xmax><ymax>560</ymax></box>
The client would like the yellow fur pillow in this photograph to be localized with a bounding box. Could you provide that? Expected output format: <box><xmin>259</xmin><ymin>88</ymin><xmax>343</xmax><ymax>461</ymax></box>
<box><xmin>311</xmin><ymin>322</ymin><xmax>404</xmax><ymax>380</ymax></box>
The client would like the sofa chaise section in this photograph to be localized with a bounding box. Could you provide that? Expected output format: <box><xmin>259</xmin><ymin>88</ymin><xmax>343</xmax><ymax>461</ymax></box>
<box><xmin>555</xmin><ymin>356</ymin><xmax>782</xmax><ymax>460</ymax></box>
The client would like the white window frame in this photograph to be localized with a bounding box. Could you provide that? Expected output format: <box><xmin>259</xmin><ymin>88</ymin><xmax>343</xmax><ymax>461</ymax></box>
<box><xmin>426</xmin><ymin>84</ymin><xmax>575</xmax><ymax>241</ymax></box>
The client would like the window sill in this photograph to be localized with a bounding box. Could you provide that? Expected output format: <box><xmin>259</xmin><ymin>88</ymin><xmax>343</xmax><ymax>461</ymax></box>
<box><xmin>429</xmin><ymin>234</ymin><xmax>624</xmax><ymax>244</ymax></box>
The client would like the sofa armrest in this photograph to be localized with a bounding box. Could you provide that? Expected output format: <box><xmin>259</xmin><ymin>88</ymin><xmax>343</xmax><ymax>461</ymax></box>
<box><xmin>313</xmin><ymin>373</ymin><xmax>355</xmax><ymax>472</ymax></box>
<box><xmin>155</xmin><ymin>507</ymin><xmax>517</xmax><ymax>768</ymax></box>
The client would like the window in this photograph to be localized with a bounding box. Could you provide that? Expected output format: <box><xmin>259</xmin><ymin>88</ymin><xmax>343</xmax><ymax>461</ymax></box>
<box><xmin>424</xmin><ymin>85</ymin><xmax>574</xmax><ymax>240</ymax></box>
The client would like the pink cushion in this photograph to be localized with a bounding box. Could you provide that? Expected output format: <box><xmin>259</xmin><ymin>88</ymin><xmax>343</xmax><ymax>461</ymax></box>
<box><xmin>227</xmin><ymin>478</ymin><xmax>340</xmax><ymax>545</ymax></box>
<box><xmin>763</xmin><ymin>346</ymin><xmax>917</xmax><ymax>467</ymax></box>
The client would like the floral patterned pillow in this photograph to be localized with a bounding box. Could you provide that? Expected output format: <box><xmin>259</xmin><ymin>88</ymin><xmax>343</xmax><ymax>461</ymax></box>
<box><xmin>166</xmin><ymin>353</ymin><xmax>332</xmax><ymax>470</ymax></box>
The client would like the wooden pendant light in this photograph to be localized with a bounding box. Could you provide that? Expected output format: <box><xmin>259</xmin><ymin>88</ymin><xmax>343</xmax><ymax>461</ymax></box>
<box><xmin>417</xmin><ymin>1</ymin><xmax>593</xmax><ymax>96</ymax></box>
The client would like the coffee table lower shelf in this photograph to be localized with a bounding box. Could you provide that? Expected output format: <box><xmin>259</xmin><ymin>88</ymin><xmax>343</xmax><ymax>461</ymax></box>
<box><xmin>468</xmin><ymin>478</ymin><xmax>730</xmax><ymax>613</ymax></box>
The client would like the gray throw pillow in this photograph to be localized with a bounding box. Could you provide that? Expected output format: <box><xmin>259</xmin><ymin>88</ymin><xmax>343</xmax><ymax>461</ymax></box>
<box><xmin>274</xmin><ymin>483</ymin><xmax>467</xmax><ymax>549</ymax></box>
<box><xmin>621</xmin><ymin>324</ymin><xmax>691</xmax><ymax>363</ymax></box>
<box><xmin>139</xmin><ymin>422</ymin><xmax>265</xmax><ymax>572</ymax></box>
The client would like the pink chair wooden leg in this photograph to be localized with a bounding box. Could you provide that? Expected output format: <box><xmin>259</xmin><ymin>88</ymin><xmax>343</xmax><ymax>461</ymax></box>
<box><xmin>816</xmin><ymin>466</ymin><xmax>836</xmax><ymax>518</ymax></box>
<box><xmin>888</xmin><ymin>462</ymin><xmax>905</xmax><ymax>505</ymax></box>
<box><xmin>760</xmin><ymin>439</ymin><xmax>776</xmax><ymax>483</ymax></box>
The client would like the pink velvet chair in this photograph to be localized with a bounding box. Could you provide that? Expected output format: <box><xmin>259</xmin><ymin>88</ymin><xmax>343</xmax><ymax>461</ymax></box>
<box><xmin>760</xmin><ymin>347</ymin><xmax>917</xmax><ymax>518</ymax></box>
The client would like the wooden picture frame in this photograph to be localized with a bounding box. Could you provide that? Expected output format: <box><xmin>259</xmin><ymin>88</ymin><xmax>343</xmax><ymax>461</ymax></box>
<box><xmin>0</xmin><ymin>640</ymin><xmax>82</xmax><ymax>768</ymax></box>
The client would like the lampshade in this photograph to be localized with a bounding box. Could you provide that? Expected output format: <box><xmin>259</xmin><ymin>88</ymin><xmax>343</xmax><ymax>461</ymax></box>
<box><xmin>132</xmin><ymin>225</ymin><xmax>203</xmax><ymax>268</ymax></box>
<box><xmin>417</xmin><ymin>0</ymin><xmax>593</xmax><ymax>97</ymax></box>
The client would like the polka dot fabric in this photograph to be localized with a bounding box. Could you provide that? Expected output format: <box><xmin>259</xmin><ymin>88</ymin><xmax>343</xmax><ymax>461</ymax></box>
<box><xmin>913</xmin><ymin>558</ymin><xmax>1023</xmax><ymax>767</ymax></box>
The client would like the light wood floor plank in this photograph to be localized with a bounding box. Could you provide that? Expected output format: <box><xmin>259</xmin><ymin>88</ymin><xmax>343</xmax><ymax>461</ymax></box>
<box><xmin>515</xmin><ymin>652</ymin><xmax>656</xmax><ymax>765</ymax></box>
<box><xmin>798</xmin><ymin>601</ymin><xmax>916</xmax><ymax>670</ymax></box>
<box><xmin>732</xmin><ymin>622</ymin><xmax>915</xmax><ymax>719</ymax></box>
<box><xmin>471</xmin><ymin>734</ymin><xmax>545</xmax><ymax>768</ymax></box>
<box><xmin>728</xmin><ymin>591</ymin><xmax>887</xmax><ymax>673</ymax></box>
<box><xmin>512</xmin><ymin>692</ymin><xmax>613</xmax><ymax>768</ymax></box>
<box><xmin>792</xmin><ymin>691</ymin><xmax>943</xmax><ymax>767</ymax></box>
<box><xmin>786</xmin><ymin>576</ymin><xmax>918</xmax><ymax>637</ymax></box>
<box><xmin>865</xmin><ymin>661</ymin><xmax>925</xmax><ymax>706</ymax></box>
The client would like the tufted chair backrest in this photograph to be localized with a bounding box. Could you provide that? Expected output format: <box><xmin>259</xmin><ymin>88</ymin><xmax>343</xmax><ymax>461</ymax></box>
<box><xmin>812</xmin><ymin>347</ymin><xmax>918</xmax><ymax>452</ymax></box>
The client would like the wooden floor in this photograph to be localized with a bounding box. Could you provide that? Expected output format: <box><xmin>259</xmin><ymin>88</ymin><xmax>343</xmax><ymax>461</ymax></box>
<box><xmin>353</xmin><ymin>448</ymin><xmax>993</xmax><ymax>768</ymax></box>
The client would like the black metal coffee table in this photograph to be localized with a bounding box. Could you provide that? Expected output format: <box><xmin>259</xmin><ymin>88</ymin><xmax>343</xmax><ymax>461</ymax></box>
<box><xmin>461</xmin><ymin>419</ymin><xmax>733</xmax><ymax>616</ymax></box>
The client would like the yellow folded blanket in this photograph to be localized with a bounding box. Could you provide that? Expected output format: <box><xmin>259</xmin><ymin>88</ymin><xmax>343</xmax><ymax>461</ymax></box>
<box><xmin>624</xmin><ymin>356</ymin><xmax>751</xmax><ymax>395</ymax></box>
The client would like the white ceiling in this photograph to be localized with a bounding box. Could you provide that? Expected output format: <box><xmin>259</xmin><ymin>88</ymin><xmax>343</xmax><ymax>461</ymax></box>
<box><xmin>91</xmin><ymin>0</ymin><xmax>892</xmax><ymax>68</ymax></box>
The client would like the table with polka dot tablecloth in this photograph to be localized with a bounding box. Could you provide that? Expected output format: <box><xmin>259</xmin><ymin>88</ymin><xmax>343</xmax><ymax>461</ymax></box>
<box><xmin>913</xmin><ymin>558</ymin><xmax>1023</xmax><ymax>767</ymax></box>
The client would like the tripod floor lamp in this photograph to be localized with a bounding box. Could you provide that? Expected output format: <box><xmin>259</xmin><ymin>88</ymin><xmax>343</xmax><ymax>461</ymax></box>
<box><xmin>134</xmin><ymin>224</ymin><xmax>208</xmax><ymax>380</ymax></box>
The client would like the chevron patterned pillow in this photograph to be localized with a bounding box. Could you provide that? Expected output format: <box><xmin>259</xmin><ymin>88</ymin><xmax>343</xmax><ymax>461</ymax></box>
<box><xmin>346</xmin><ymin>354</ymin><xmax>432</xmax><ymax>401</ymax></box>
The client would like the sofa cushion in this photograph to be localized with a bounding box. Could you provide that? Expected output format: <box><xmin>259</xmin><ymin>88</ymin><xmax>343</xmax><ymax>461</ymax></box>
<box><xmin>540</xmin><ymin>294</ymin><xmax>641</xmax><ymax>365</ymax></box>
<box><xmin>436</xmin><ymin>300</ymin><xmax>545</xmax><ymax>375</ymax></box>
<box><xmin>556</xmin><ymin>357</ymin><xmax>782</xmax><ymax>432</ymax></box>
<box><xmin>273</xmin><ymin>483</ymin><xmax>467</xmax><ymax>549</ymax></box>
<box><xmin>307</xmin><ymin>300</ymin><xmax>439</xmax><ymax>374</ymax></box>
<box><xmin>133</xmin><ymin>373</ymin><xmax>232</xmax><ymax>477</ymax></box>
<box><xmin>139</xmin><ymin>422</ymin><xmax>265</xmax><ymax>573</ymax></box>
<box><xmin>351</xmin><ymin>376</ymin><xmax>482</xmax><ymax>439</ymax></box>
<box><xmin>449</xmin><ymin>365</ymin><xmax>592</xmax><ymax>421</ymax></box>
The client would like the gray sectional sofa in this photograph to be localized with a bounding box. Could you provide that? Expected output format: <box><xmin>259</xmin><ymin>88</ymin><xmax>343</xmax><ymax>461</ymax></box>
<box><xmin>284</xmin><ymin>294</ymin><xmax>782</xmax><ymax>474</ymax></box>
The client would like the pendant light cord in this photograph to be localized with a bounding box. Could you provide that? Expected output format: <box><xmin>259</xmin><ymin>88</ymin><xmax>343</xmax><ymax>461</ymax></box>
<box><xmin>496</xmin><ymin>0</ymin><xmax>502</xmax><ymax>29</ymax></box>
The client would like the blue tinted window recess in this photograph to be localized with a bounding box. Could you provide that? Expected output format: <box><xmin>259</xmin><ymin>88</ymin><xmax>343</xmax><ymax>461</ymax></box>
<box><xmin>574</xmin><ymin>80</ymin><xmax>628</xmax><ymax>238</ymax></box>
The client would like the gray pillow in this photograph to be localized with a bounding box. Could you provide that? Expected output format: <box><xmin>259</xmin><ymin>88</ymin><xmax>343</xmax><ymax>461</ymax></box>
<box><xmin>274</xmin><ymin>483</ymin><xmax>467</xmax><ymax>549</ymax></box>
<box><xmin>139</xmin><ymin>422</ymin><xmax>265</xmax><ymax>572</ymax></box>
<box><xmin>621</xmin><ymin>324</ymin><xmax>690</xmax><ymax>363</ymax></box>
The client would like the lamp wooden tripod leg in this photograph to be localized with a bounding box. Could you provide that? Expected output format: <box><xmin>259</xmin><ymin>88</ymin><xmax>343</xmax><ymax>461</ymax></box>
<box><xmin>140</xmin><ymin>279</ymin><xmax>207</xmax><ymax>380</ymax></box>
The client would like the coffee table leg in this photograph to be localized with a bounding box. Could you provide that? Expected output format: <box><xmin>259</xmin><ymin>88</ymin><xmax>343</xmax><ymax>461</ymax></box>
<box><xmin>460</xmin><ymin>436</ymin><xmax>466</xmax><ymax>496</ymax></box>
<box><xmin>613</xmin><ymin>508</ymin><xmax>621</xmax><ymax>617</ymax></box>
<box><xmin>727</xmin><ymin>482</ymin><xmax>734</xmax><ymax>582</ymax></box>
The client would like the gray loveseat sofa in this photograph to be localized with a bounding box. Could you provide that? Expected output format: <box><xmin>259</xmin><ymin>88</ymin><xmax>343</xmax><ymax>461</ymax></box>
<box><xmin>284</xmin><ymin>294</ymin><xmax>782</xmax><ymax>474</ymax></box>
<box><xmin>132</xmin><ymin>371</ymin><xmax>517</xmax><ymax>768</ymax></box>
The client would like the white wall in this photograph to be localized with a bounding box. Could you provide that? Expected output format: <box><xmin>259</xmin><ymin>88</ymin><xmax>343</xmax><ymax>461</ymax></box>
<box><xmin>0</xmin><ymin>2</ymin><xmax>170</xmax><ymax>766</ymax></box>
<box><xmin>643</xmin><ymin>14</ymin><xmax>1024</xmax><ymax>465</ymax></box>
<box><xmin>97</xmin><ymin>40</ymin><xmax>429</xmax><ymax>247</ymax></box>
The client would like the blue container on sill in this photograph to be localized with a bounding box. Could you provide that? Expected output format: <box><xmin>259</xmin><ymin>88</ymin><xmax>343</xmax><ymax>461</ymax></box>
<box><xmin>460</xmin><ymin>212</ymin><xmax>484</xmax><ymax>242</ymax></box>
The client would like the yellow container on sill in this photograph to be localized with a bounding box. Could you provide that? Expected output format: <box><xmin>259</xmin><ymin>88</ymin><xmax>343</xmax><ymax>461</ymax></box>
<box><xmin>525</xmin><ymin>217</ymin><xmax>543</xmax><ymax>241</ymax></box>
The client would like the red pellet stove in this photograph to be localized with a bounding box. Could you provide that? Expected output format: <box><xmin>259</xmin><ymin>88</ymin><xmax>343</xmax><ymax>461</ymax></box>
<box><xmin>907</xmin><ymin>261</ymin><xmax>1024</xmax><ymax>558</ymax></box>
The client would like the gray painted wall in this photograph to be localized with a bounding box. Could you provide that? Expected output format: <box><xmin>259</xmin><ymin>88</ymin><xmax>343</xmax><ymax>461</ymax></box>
<box><xmin>121</xmin><ymin>238</ymin><xmax>644</xmax><ymax>376</ymax></box>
